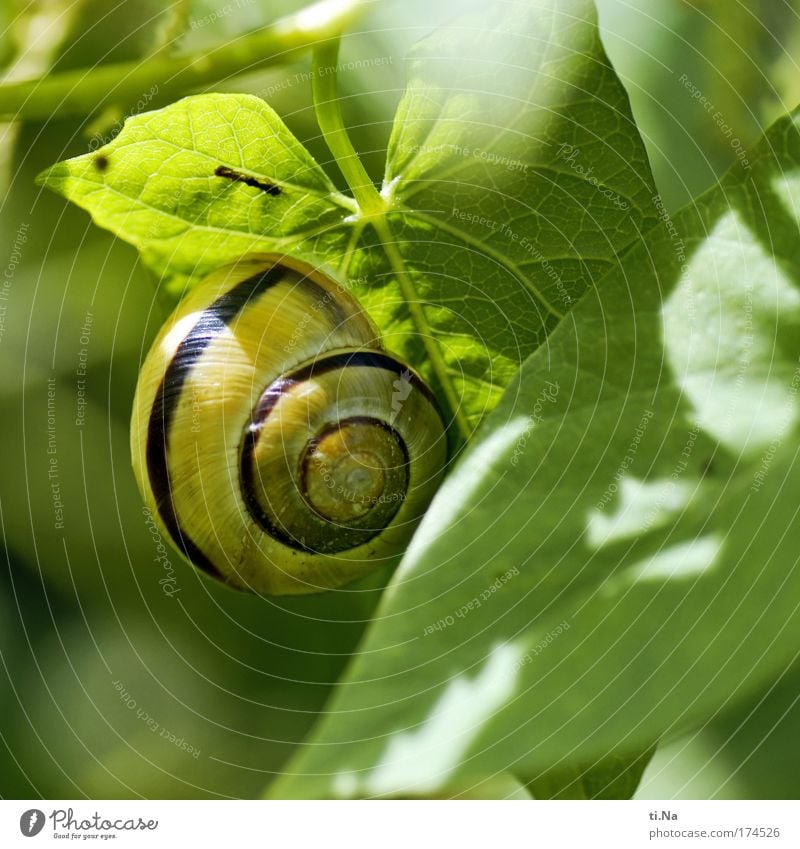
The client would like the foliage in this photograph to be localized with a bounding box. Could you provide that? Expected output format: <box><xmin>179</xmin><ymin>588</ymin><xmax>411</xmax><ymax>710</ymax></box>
<box><xmin>38</xmin><ymin>0</ymin><xmax>656</xmax><ymax>436</ymax></box>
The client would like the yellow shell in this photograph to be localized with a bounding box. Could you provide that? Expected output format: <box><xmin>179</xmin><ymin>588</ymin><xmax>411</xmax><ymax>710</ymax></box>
<box><xmin>131</xmin><ymin>254</ymin><xmax>448</xmax><ymax>595</ymax></box>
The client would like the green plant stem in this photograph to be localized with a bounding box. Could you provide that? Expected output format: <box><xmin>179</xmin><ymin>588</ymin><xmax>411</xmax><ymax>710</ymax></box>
<box><xmin>311</xmin><ymin>36</ymin><xmax>467</xmax><ymax>440</ymax></box>
<box><xmin>0</xmin><ymin>0</ymin><xmax>362</xmax><ymax>121</ymax></box>
<box><xmin>372</xmin><ymin>216</ymin><xmax>473</xmax><ymax>445</ymax></box>
<box><xmin>311</xmin><ymin>36</ymin><xmax>384</xmax><ymax>215</ymax></box>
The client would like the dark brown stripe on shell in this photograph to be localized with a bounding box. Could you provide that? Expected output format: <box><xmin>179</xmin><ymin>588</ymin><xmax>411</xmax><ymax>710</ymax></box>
<box><xmin>146</xmin><ymin>263</ymin><xmax>339</xmax><ymax>579</ymax></box>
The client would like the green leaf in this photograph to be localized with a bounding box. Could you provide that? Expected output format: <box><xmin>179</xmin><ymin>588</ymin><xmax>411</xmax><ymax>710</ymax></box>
<box><xmin>526</xmin><ymin>748</ymin><xmax>654</xmax><ymax>799</ymax></box>
<box><xmin>267</xmin><ymin>108</ymin><xmax>800</xmax><ymax>798</ymax></box>
<box><xmin>638</xmin><ymin>663</ymin><xmax>800</xmax><ymax>799</ymax></box>
<box><xmin>37</xmin><ymin>93</ymin><xmax>355</xmax><ymax>291</ymax></box>
<box><xmin>38</xmin><ymin>0</ymin><xmax>656</xmax><ymax>432</ymax></box>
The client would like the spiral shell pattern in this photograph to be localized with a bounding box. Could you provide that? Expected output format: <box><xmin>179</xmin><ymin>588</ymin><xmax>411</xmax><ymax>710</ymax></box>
<box><xmin>131</xmin><ymin>255</ymin><xmax>447</xmax><ymax>595</ymax></box>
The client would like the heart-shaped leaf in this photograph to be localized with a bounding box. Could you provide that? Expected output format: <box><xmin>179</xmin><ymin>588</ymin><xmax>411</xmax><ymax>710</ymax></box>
<box><xmin>38</xmin><ymin>0</ymin><xmax>656</xmax><ymax>433</ymax></box>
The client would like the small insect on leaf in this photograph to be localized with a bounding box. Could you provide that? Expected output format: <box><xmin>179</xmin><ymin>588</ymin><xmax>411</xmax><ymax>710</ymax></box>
<box><xmin>214</xmin><ymin>164</ymin><xmax>282</xmax><ymax>196</ymax></box>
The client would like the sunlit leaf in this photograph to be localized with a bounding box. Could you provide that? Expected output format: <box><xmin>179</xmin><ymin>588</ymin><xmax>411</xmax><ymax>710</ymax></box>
<box><xmin>38</xmin><ymin>0</ymin><xmax>656</xmax><ymax>431</ymax></box>
<box><xmin>268</xmin><ymin>107</ymin><xmax>800</xmax><ymax>798</ymax></box>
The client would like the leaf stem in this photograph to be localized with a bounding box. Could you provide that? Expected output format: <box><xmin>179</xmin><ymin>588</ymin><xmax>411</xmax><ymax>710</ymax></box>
<box><xmin>311</xmin><ymin>36</ymin><xmax>385</xmax><ymax>216</ymax></box>
<box><xmin>0</xmin><ymin>0</ymin><xmax>363</xmax><ymax>121</ymax></box>
<box><xmin>372</xmin><ymin>216</ymin><xmax>473</xmax><ymax>445</ymax></box>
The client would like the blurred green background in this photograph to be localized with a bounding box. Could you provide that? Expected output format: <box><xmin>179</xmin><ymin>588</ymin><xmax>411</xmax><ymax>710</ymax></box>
<box><xmin>1</xmin><ymin>0</ymin><xmax>799</xmax><ymax>799</ymax></box>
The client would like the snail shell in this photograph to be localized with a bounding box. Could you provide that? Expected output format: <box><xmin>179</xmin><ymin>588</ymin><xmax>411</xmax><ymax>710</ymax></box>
<box><xmin>131</xmin><ymin>254</ymin><xmax>448</xmax><ymax>595</ymax></box>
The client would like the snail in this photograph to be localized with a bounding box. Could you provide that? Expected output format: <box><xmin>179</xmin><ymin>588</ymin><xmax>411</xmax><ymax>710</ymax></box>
<box><xmin>131</xmin><ymin>254</ymin><xmax>448</xmax><ymax>595</ymax></box>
